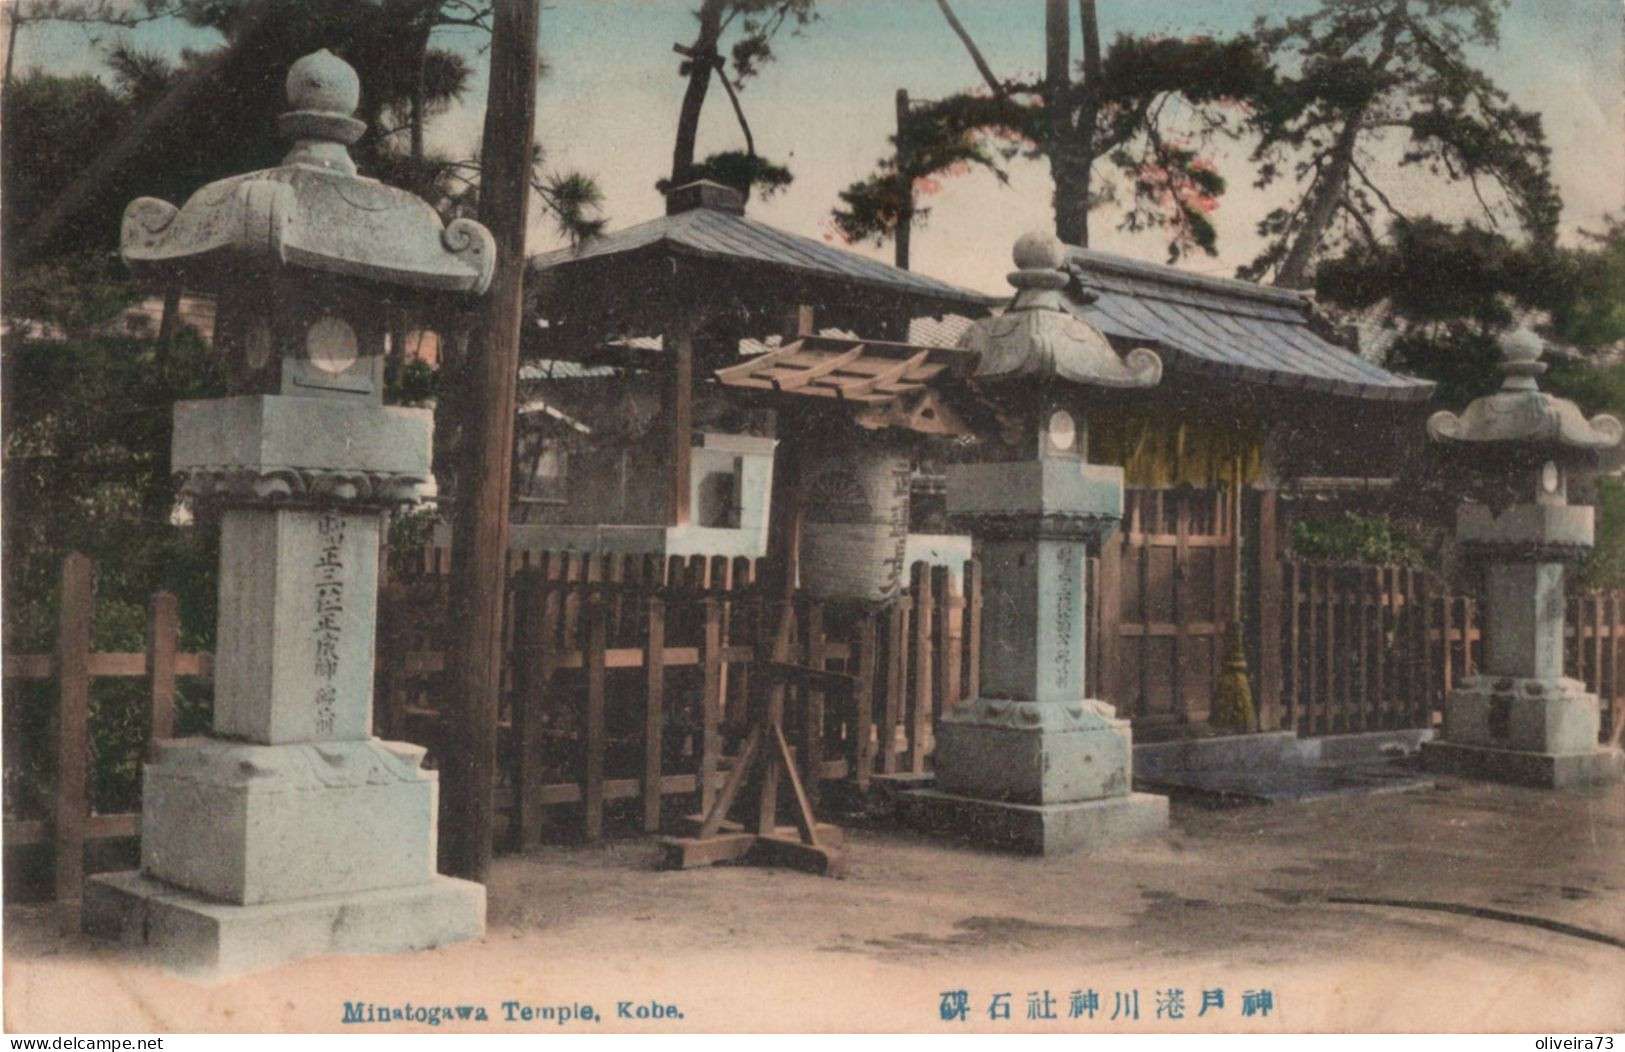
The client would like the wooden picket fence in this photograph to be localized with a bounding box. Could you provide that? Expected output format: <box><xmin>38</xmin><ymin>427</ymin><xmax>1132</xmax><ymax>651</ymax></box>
<box><xmin>1282</xmin><ymin>561</ymin><xmax>1620</xmax><ymax>741</ymax></box>
<box><xmin>375</xmin><ymin>548</ymin><xmax>982</xmax><ymax>844</ymax></box>
<box><xmin>14</xmin><ymin>548</ymin><xmax>1625</xmax><ymax>906</ymax></box>
<box><xmin>0</xmin><ymin>553</ymin><xmax>212</xmax><ymax>913</ymax></box>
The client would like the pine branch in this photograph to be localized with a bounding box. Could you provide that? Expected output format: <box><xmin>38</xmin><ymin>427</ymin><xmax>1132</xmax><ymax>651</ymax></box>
<box><xmin>932</xmin><ymin>0</ymin><xmax>1006</xmax><ymax>100</ymax></box>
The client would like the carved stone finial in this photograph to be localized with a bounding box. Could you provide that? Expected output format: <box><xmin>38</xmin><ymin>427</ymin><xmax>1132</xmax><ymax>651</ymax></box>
<box><xmin>286</xmin><ymin>49</ymin><xmax>359</xmax><ymax>115</ymax></box>
<box><xmin>277</xmin><ymin>50</ymin><xmax>366</xmax><ymax>173</ymax></box>
<box><xmin>1498</xmin><ymin>325</ymin><xmax>1548</xmax><ymax>392</ymax></box>
<box><xmin>1010</xmin><ymin>230</ymin><xmax>1068</xmax><ymax>294</ymax></box>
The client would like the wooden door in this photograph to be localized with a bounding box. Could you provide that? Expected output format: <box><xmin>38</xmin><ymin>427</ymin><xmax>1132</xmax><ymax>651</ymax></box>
<box><xmin>1101</xmin><ymin>487</ymin><xmax>1235</xmax><ymax>737</ymax></box>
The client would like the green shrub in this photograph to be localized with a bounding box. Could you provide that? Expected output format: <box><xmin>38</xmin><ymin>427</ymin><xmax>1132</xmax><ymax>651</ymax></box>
<box><xmin>1289</xmin><ymin>512</ymin><xmax>1425</xmax><ymax>567</ymax></box>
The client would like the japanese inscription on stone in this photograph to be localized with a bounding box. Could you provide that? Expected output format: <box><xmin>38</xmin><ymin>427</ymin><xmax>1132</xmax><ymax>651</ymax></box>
<box><xmin>313</xmin><ymin>510</ymin><xmax>346</xmax><ymax>737</ymax></box>
<box><xmin>1054</xmin><ymin>543</ymin><xmax>1077</xmax><ymax>692</ymax></box>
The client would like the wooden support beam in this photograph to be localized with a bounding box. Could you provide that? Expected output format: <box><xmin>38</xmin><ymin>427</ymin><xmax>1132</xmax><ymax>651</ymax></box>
<box><xmin>834</xmin><ymin>347</ymin><xmax>931</xmax><ymax>397</ymax></box>
<box><xmin>658</xmin><ymin>832</ymin><xmax>757</xmax><ymax>869</ymax></box>
<box><xmin>768</xmin><ymin>343</ymin><xmax>867</xmax><ymax>390</ymax></box>
<box><xmin>771</xmin><ymin>721</ymin><xmax>820</xmax><ymax>847</ymax></box>
<box><xmin>715</xmin><ymin>339</ymin><xmax>805</xmax><ymax>382</ymax></box>
<box><xmin>698</xmin><ymin>724</ymin><xmax>761</xmax><ymax>839</ymax></box>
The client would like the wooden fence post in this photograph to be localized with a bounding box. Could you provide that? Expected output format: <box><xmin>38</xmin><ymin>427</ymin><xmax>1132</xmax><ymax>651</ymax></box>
<box><xmin>909</xmin><ymin>562</ymin><xmax>933</xmax><ymax>773</ymax></box>
<box><xmin>1253</xmin><ymin>488</ymin><xmax>1282</xmax><ymax>731</ymax></box>
<box><xmin>54</xmin><ymin>552</ymin><xmax>93</xmax><ymax>925</ymax></box>
<box><xmin>852</xmin><ymin>611</ymin><xmax>878</xmax><ymax>790</ymax></box>
<box><xmin>965</xmin><ymin>560</ymin><xmax>982</xmax><ymax>704</ymax></box>
<box><xmin>699</xmin><ymin>599</ymin><xmax>723</xmax><ymax>816</ymax></box>
<box><xmin>583</xmin><ymin>593</ymin><xmax>607</xmax><ymax>842</ymax></box>
<box><xmin>513</xmin><ymin>574</ymin><xmax>549</xmax><ymax>848</ymax></box>
<box><xmin>803</xmin><ymin>601</ymin><xmax>826</xmax><ymax>807</ymax></box>
<box><xmin>147</xmin><ymin>591</ymin><xmax>179</xmax><ymax>748</ymax></box>
<box><xmin>1097</xmin><ymin>532</ymin><xmax>1123</xmax><ymax>712</ymax></box>
<box><xmin>880</xmin><ymin>598</ymin><xmax>907</xmax><ymax>774</ymax></box>
<box><xmin>644</xmin><ymin>596</ymin><xmax>666</xmax><ymax>833</ymax></box>
<box><xmin>934</xmin><ymin>565</ymin><xmax>963</xmax><ymax>718</ymax></box>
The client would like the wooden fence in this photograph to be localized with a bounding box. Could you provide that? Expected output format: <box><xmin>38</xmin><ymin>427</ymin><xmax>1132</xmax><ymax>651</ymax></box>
<box><xmin>13</xmin><ymin>548</ymin><xmax>1625</xmax><ymax>905</ymax></box>
<box><xmin>1</xmin><ymin>553</ymin><xmax>212</xmax><ymax>913</ymax></box>
<box><xmin>1282</xmin><ymin>561</ymin><xmax>1620</xmax><ymax>741</ymax></box>
<box><xmin>375</xmin><ymin>549</ymin><xmax>982</xmax><ymax>845</ymax></box>
<box><xmin>1281</xmin><ymin>562</ymin><xmax>1479</xmax><ymax>736</ymax></box>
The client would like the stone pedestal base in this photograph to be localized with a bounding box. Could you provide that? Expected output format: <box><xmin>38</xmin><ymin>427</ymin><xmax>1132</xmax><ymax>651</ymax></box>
<box><xmin>83</xmin><ymin>870</ymin><xmax>484</xmax><ymax>980</ymax></box>
<box><xmin>1422</xmin><ymin>674</ymin><xmax>1623</xmax><ymax>789</ymax></box>
<box><xmin>1421</xmin><ymin>740</ymin><xmax>1623</xmax><ymax>789</ymax></box>
<box><xmin>83</xmin><ymin>736</ymin><xmax>485</xmax><ymax>977</ymax></box>
<box><xmin>140</xmin><ymin>738</ymin><xmax>441</xmax><ymax>904</ymax></box>
<box><xmin>1441</xmin><ymin>676</ymin><xmax>1603</xmax><ymax>754</ymax></box>
<box><xmin>900</xmin><ymin>789</ymin><xmax>1169</xmax><ymax>855</ymax></box>
<box><xmin>933</xmin><ymin>698</ymin><xmax>1133</xmax><ymax>803</ymax></box>
<box><xmin>920</xmin><ymin>697</ymin><xmax>1167</xmax><ymax>854</ymax></box>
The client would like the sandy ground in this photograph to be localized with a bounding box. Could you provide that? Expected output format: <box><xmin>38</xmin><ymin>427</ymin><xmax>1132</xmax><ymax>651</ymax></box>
<box><xmin>3</xmin><ymin>775</ymin><xmax>1623</xmax><ymax>1034</ymax></box>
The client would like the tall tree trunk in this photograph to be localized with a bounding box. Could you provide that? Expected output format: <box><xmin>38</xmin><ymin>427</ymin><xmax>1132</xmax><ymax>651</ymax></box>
<box><xmin>442</xmin><ymin>0</ymin><xmax>540</xmax><ymax>884</ymax></box>
<box><xmin>670</xmin><ymin>0</ymin><xmax>726</xmax><ymax>186</ymax></box>
<box><xmin>1272</xmin><ymin>2</ymin><xmax>1405</xmax><ymax>289</ymax></box>
<box><xmin>1045</xmin><ymin>0</ymin><xmax>1098</xmax><ymax>246</ymax></box>
<box><xmin>894</xmin><ymin>88</ymin><xmax>912</xmax><ymax>270</ymax></box>
<box><xmin>4</xmin><ymin>7</ymin><xmax>21</xmax><ymax>91</ymax></box>
<box><xmin>1272</xmin><ymin>117</ymin><xmax>1361</xmax><ymax>289</ymax></box>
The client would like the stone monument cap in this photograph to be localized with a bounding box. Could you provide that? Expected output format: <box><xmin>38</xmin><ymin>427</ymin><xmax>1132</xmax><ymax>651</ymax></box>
<box><xmin>287</xmin><ymin>49</ymin><xmax>360</xmax><ymax>115</ymax></box>
<box><xmin>120</xmin><ymin>50</ymin><xmax>495</xmax><ymax>295</ymax></box>
<box><xmin>278</xmin><ymin>49</ymin><xmax>366</xmax><ymax>155</ymax></box>
<box><xmin>957</xmin><ymin>231</ymin><xmax>1161</xmax><ymax>388</ymax></box>
<box><xmin>1427</xmin><ymin>326</ymin><xmax>1623</xmax><ymax>458</ymax></box>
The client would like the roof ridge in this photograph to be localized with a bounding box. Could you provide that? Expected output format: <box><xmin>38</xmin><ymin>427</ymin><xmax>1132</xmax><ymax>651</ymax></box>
<box><xmin>1066</xmin><ymin>247</ymin><xmax>1312</xmax><ymax>311</ymax></box>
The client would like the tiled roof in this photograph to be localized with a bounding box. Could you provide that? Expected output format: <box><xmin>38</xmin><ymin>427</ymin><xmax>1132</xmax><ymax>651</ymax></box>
<box><xmin>532</xmin><ymin>206</ymin><xmax>996</xmax><ymax>310</ymax></box>
<box><xmin>1064</xmin><ymin>248</ymin><xmax>1436</xmax><ymax>402</ymax></box>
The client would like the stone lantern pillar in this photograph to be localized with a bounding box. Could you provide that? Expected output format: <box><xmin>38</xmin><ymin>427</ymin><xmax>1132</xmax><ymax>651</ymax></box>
<box><xmin>83</xmin><ymin>51</ymin><xmax>492</xmax><ymax>976</ymax></box>
<box><xmin>1421</xmin><ymin>328</ymin><xmax>1625</xmax><ymax>788</ymax></box>
<box><xmin>906</xmin><ymin>231</ymin><xmax>1170</xmax><ymax>853</ymax></box>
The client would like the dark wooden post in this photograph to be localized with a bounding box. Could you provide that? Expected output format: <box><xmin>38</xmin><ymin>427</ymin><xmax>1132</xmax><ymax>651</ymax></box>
<box><xmin>644</xmin><ymin>596</ymin><xmax>667</xmax><ymax>832</ymax></box>
<box><xmin>894</xmin><ymin>89</ymin><xmax>912</xmax><ymax>271</ymax></box>
<box><xmin>584</xmin><ymin>593</ymin><xmax>608</xmax><ymax>841</ymax></box>
<box><xmin>1252</xmin><ymin>487</ymin><xmax>1283</xmax><ymax>731</ymax></box>
<box><xmin>442</xmin><ymin>0</ymin><xmax>540</xmax><ymax>883</ymax></box>
<box><xmin>1096</xmin><ymin>530</ymin><xmax>1123</xmax><ymax>711</ymax></box>
<box><xmin>147</xmin><ymin>591</ymin><xmax>179</xmax><ymax>747</ymax></box>
<box><xmin>700</xmin><ymin>599</ymin><xmax>724</xmax><ymax>815</ymax></box>
<box><xmin>909</xmin><ymin>562</ymin><xmax>933</xmax><ymax>772</ymax></box>
<box><xmin>665</xmin><ymin>319</ymin><xmax>694</xmax><ymax>527</ymax></box>
<box><xmin>55</xmin><ymin>552</ymin><xmax>93</xmax><ymax>922</ymax></box>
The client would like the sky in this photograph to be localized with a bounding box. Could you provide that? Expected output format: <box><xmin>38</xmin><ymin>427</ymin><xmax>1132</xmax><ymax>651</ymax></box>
<box><xmin>9</xmin><ymin>0</ymin><xmax>1625</xmax><ymax>296</ymax></box>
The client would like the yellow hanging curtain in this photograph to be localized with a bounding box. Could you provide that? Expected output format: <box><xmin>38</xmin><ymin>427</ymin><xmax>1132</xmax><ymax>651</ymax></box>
<box><xmin>1087</xmin><ymin>406</ymin><xmax>1264</xmax><ymax>489</ymax></box>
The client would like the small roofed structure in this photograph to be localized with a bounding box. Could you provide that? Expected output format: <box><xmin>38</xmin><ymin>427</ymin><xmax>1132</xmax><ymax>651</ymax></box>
<box><xmin>524</xmin><ymin>179</ymin><xmax>997</xmax><ymax>555</ymax></box>
<box><xmin>533</xmin><ymin>180</ymin><xmax>994</xmax><ymax>343</ymax></box>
